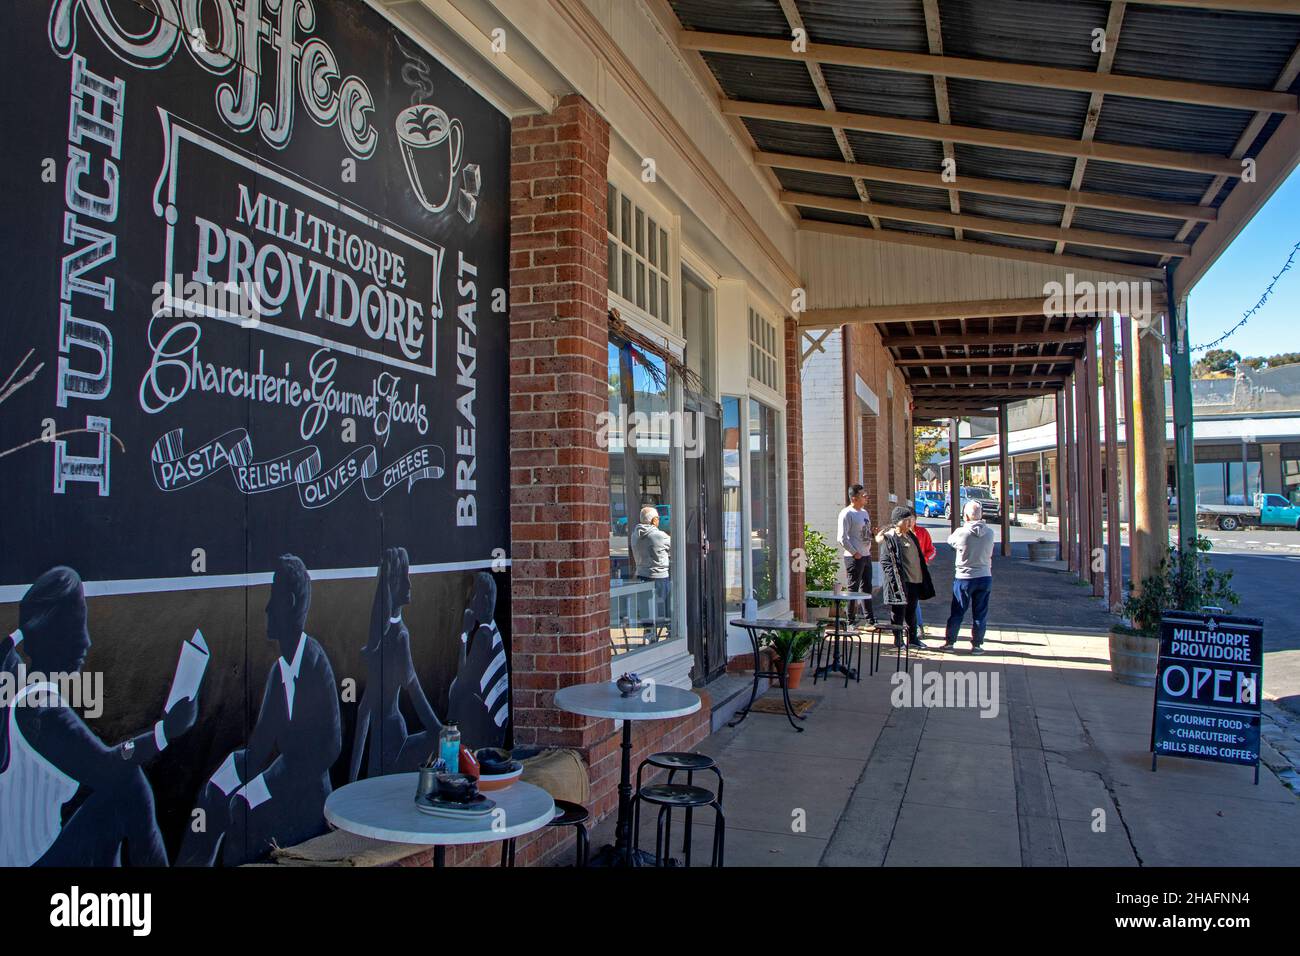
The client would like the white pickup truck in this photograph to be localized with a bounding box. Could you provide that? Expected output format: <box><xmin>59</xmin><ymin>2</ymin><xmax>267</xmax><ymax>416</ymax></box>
<box><xmin>1197</xmin><ymin>492</ymin><xmax>1300</xmax><ymax>531</ymax></box>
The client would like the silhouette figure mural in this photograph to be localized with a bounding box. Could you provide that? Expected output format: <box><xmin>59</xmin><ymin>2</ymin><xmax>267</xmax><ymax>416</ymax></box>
<box><xmin>178</xmin><ymin>557</ymin><xmax>342</xmax><ymax>867</ymax></box>
<box><xmin>448</xmin><ymin>573</ymin><xmax>510</xmax><ymax>750</ymax></box>
<box><xmin>349</xmin><ymin>548</ymin><xmax>444</xmax><ymax>780</ymax></box>
<box><xmin>0</xmin><ymin>568</ymin><xmax>199</xmax><ymax>866</ymax></box>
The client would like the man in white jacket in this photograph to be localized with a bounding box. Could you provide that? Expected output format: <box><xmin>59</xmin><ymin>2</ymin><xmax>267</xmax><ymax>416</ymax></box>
<box><xmin>943</xmin><ymin>501</ymin><xmax>995</xmax><ymax>654</ymax></box>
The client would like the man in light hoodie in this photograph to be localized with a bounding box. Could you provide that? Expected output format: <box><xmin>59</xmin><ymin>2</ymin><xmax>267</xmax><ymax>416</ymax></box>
<box><xmin>632</xmin><ymin>505</ymin><xmax>671</xmax><ymax>625</ymax></box>
<box><xmin>943</xmin><ymin>500</ymin><xmax>995</xmax><ymax>654</ymax></box>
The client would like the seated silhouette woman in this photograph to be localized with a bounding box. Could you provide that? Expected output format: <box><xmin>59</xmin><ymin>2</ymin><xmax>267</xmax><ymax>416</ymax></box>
<box><xmin>0</xmin><ymin>566</ymin><xmax>197</xmax><ymax>867</ymax></box>
<box><xmin>348</xmin><ymin>547</ymin><xmax>443</xmax><ymax>781</ymax></box>
<box><xmin>177</xmin><ymin>555</ymin><xmax>341</xmax><ymax>866</ymax></box>
<box><xmin>447</xmin><ymin>572</ymin><xmax>509</xmax><ymax>749</ymax></box>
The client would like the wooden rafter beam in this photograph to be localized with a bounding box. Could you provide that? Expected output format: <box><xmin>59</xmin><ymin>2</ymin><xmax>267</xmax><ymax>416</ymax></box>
<box><xmin>1167</xmin><ymin>39</ymin><xmax>1300</xmax><ymax>268</ymax></box>
<box><xmin>1129</xmin><ymin>0</ymin><xmax>1300</xmax><ymax>13</ymax></box>
<box><xmin>775</xmin><ymin>0</ymin><xmax>880</xmax><ymax>228</ymax></box>
<box><xmin>754</xmin><ymin>151</ymin><xmax>1215</xmax><ymax>222</ymax></box>
<box><xmin>913</xmin><ymin>388</ymin><xmax>1060</xmax><ymax>398</ymax></box>
<box><xmin>799</xmin><ymin>220</ymin><xmax>1166</xmax><ymax>282</ymax></box>
<box><xmin>910</xmin><ymin>374</ymin><xmax>1069</xmax><ymax>386</ymax></box>
<box><xmin>894</xmin><ymin>354</ymin><xmax>1078</xmax><ymax>366</ymax></box>
<box><xmin>1057</xmin><ymin>2</ymin><xmax>1127</xmax><ymax>255</ymax></box>
<box><xmin>884</xmin><ymin>331</ymin><xmax>1088</xmax><ymax>347</ymax></box>
<box><xmin>800</xmin><ymin>295</ymin><xmax>1096</xmax><ymax>327</ymax></box>
<box><xmin>722</xmin><ymin>100</ymin><xmax>1244</xmax><ymax>177</ymax></box>
<box><xmin>921</xmin><ymin>0</ymin><xmax>962</xmax><ymax>238</ymax></box>
<box><xmin>783</xmin><ymin>191</ymin><xmax>1190</xmax><ymax>257</ymax></box>
<box><xmin>680</xmin><ymin>31</ymin><xmax>1296</xmax><ymax>114</ymax></box>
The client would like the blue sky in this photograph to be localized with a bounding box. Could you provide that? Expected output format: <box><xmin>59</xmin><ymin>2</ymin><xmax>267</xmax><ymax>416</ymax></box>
<box><xmin>1187</xmin><ymin>166</ymin><xmax>1300</xmax><ymax>360</ymax></box>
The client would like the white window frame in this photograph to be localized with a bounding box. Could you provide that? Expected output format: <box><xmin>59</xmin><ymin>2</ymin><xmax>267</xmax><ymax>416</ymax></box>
<box><xmin>746</xmin><ymin>302</ymin><xmax>784</xmax><ymax>406</ymax></box>
<box><xmin>607</xmin><ymin>166</ymin><xmax>680</xmax><ymax>340</ymax></box>
<box><xmin>679</xmin><ymin>251</ymin><xmax>719</xmax><ymax>402</ymax></box>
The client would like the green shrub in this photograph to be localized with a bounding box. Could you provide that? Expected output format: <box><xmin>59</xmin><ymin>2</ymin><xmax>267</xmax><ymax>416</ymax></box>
<box><xmin>803</xmin><ymin>525</ymin><xmax>839</xmax><ymax>607</ymax></box>
<box><xmin>1121</xmin><ymin>536</ymin><xmax>1239</xmax><ymax>639</ymax></box>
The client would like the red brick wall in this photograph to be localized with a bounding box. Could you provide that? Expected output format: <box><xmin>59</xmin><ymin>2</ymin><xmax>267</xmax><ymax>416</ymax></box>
<box><xmin>493</xmin><ymin>94</ymin><xmax>708</xmax><ymax>868</ymax></box>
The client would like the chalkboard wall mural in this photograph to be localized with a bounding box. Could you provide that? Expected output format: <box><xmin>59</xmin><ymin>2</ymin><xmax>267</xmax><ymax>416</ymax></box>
<box><xmin>0</xmin><ymin>0</ymin><xmax>511</xmax><ymax>866</ymax></box>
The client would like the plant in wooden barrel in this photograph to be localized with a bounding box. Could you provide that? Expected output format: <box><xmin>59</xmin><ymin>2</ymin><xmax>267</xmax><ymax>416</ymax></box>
<box><xmin>1114</xmin><ymin>536</ymin><xmax>1239</xmax><ymax>686</ymax></box>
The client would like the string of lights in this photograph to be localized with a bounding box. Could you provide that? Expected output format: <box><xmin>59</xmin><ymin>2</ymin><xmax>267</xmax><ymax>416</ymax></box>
<box><xmin>1192</xmin><ymin>238</ymin><xmax>1300</xmax><ymax>353</ymax></box>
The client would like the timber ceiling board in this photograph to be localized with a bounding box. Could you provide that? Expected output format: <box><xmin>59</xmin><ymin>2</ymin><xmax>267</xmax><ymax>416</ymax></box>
<box><xmin>664</xmin><ymin>0</ymin><xmax>1300</xmax><ymax>285</ymax></box>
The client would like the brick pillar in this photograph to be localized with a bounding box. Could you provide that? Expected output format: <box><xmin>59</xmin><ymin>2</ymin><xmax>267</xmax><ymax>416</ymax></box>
<box><xmin>784</xmin><ymin>316</ymin><xmax>806</xmax><ymax>618</ymax></box>
<box><xmin>509</xmin><ymin>95</ymin><xmax>611</xmax><ymax>750</ymax></box>
<box><xmin>505</xmin><ymin>96</ymin><xmax>709</xmax><ymax>863</ymax></box>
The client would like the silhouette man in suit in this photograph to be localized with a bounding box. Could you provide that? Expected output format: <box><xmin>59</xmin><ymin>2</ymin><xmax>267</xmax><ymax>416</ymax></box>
<box><xmin>178</xmin><ymin>555</ymin><xmax>341</xmax><ymax>866</ymax></box>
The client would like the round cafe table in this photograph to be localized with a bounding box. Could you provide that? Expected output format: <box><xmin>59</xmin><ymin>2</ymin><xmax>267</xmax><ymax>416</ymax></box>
<box><xmin>729</xmin><ymin>618</ymin><xmax>821</xmax><ymax>731</ymax></box>
<box><xmin>324</xmin><ymin>773</ymin><xmax>555</xmax><ymax>868</ymax></box>
<box><xmin>805</xmin><ymin>590</ymin><xmax>874</xmax><ymax>684</ymax></box>
<box><xmin>554</xmin><ymin>680</ymin><xmax>700</xmax><ymax>867</ymax></box>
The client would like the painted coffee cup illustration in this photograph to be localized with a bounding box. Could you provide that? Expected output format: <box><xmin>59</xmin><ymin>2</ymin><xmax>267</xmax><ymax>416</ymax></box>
<box><xmin>397</xmin><ymin>103</ymin><xmax>464</xmax><ymax>214</ymax></box>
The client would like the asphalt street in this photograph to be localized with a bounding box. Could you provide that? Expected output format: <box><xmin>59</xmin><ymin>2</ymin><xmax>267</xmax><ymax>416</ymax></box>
<box><xmin>918</xmin><ymin>516</ymin><xmax>1300</xmax><ymax>713</ymax></box>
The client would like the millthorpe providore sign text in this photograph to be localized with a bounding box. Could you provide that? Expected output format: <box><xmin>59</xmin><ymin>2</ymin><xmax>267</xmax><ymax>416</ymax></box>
<box><xmin>1</xmin><ymin>0</ymin><xmax>509</xmax><ymax>588</ymax></box>
<box><xmin>1151</xmin><ymin>611</ymin><xmax>1263</xmax><ymax>775</ymax></box>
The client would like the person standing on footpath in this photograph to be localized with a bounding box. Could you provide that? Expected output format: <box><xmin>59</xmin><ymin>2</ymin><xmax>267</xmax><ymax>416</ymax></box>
<box><xmin>912</xmin><ymin>521</ymin><xmax>937</xmax><ymax>639</ymax></box>
<box><xmin>944</xmin><ymin>501</ymin><xmax>995</xmax><ymax>654</ymax></box>
<box><xmin>837</xmin><ymin>484</ymin><xmax>874</xmax><ymax>625</ymax></box>
<box><xmin>876</xmin><ymin>507</ymin><xmax>934</xmax><ymax>649</ymax></box>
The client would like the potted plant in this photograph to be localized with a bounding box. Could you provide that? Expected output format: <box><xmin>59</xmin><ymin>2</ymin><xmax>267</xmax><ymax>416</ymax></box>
<box><xmin>763</xmin><ymin>626</ymin><xmax>817</xmax><ymax>690</ymax></box>
<box><xmin>803</xmin><ymin>525</ymin><xmax>839</xmax><ymax>621</ymax></box>
<box><xmin>1114</xmin><ymin>536</ymin><xmax>1239</xmax><ymax>686</ymax></box>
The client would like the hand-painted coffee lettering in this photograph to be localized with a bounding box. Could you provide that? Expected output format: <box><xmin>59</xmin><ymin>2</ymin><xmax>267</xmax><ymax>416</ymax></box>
<box><xmin>49</xmin><ymin>0</ymin><xmax>377</xmax><ymax>159</ymax></box>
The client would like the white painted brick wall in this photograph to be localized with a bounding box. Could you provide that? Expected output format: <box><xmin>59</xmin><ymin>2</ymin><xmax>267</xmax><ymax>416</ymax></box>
<box><xmin>801</xmin><ymin>329</ymin><xmax>845</xmax><ymax>550</ymax></box>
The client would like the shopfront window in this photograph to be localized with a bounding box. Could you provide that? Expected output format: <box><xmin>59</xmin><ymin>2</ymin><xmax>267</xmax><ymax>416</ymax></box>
<box><xmin>608</xmin><ymin>337</ymin><xmax>675</xmax><ymax>656</ymax></box>
<box><xmin>1226</xmin><ymin>460</ymin><xmax>1261</xmax><ymax>504</ymax></box>
<box><xmin>1195</xmin><ymin>462</ymin><xmax>1226</xmax><ymax>505</ymax></box>
<box><xmin>608</xmin><ymin>181</ymin><xmax>672</xmax><ymax>326</ymax></box>
<box><xmin>749</xmin><ymin>399</ymin><xmax>781</xmax><ymax>605</ymax></box>
<box><xmin>722</xmin><ymin>397</ymin><xmax>743</xmax><ymax>610</ymax></box>
<box><xmin>1284</xmin><ymin>457</ymin><xmax>1300</xmax><ymax>504</ymax></box>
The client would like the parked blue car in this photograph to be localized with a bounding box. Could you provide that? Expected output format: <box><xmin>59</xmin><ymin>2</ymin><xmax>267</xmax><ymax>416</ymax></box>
<box><xmin>914</xmin><ymin>490</ymin><xmax>945</xmax><ymax>517</ymax></box>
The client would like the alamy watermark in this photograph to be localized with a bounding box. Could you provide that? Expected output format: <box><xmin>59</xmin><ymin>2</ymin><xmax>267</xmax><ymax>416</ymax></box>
<box><xmin>1042</xmin><ymin>274</ymin><xmax>1154</xmax><ymax>328</ymax></box>
<box><xmin>0</xmin><ymin>662</ymin><xmax>103</xmax><ymax>718</ymax></box>
<box><xmin>890</xmin><ymin>663</ymin><xmax>1000</xmax><ymax>719</ymax></box>
<box><xmin>596</xmin><ymin>403</ymin><xmax>704</xmax><ymax>459</ymax></box>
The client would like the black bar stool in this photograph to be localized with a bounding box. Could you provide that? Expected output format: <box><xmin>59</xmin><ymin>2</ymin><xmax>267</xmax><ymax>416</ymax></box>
<box><xmin>633</xmin><ymin>752</ymin><xmax>724</xmax><ymax>866</ymax></box>
<box><xmin>500</xmin><ymin>798</ymin><xmax>590</xmax><ymax>867</ymax></box>
<box><xmin>634</xmin><ymin>784</ymin><xmax>725</xmax><ymax>867</ymax></box>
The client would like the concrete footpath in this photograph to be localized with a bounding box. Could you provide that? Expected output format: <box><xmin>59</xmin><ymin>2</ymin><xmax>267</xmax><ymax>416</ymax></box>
<box><xmin>584</xmin><ymin>543</ymin><xmax>1300</xmax><ymax>866</ymax></box>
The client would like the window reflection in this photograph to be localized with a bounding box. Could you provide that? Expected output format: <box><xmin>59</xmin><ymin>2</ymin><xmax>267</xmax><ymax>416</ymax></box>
<box><xmin>749</xmin><ymin>399</ymin><xmax>780</xmax><ymax>605</ymax></box>
<box><xmin>609</xmin><ymin>337</ymin><xmax>674</xmax><ymax>656</ymax></box>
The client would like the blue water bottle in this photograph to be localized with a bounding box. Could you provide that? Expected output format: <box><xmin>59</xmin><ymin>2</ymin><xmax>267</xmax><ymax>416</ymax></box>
<box><xmin>439</xmin><ymin>722</ymin><xmax>462</xmax><ymax>774</ymax></box>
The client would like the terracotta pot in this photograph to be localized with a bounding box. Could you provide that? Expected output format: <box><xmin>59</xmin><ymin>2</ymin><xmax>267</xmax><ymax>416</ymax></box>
<box><xmin>771</xmin><ymin>657</ymin><xmax>806</xmax><ymax>689</ymax></box>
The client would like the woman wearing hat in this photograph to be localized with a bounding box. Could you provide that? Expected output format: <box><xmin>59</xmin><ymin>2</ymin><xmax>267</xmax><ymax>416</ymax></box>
<box><xmin>875</xmin><ymin>507</ymin><xmax>935</xmax><ymax>649</ymax></box>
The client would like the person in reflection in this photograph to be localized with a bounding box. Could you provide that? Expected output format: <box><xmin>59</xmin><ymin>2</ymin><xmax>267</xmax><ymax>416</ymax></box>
<box><xmin>0</xmin><ymin>567</ymin><xmax>197</xmax><ymax>866</ymax></box>
<box><xmin>349</xmin><ymin>547</ymin><xmax>443</xmax><ymax>780</ymax></box>
<box><xmin>631</xmin><ymin>505</ymin><xmax>671</xmax><ymax>635</ymax></box>
<box><xmin>447</xmin><ymin>573</ymin><xmax>508</xmax><ymax>749</ymax></box>
<box><xmin>178</xmin><ymin>555</ymin><xmax>341</xmax><ymax>866</ymax></box>
<box><xmin>876</xmin><ymin>507</ymin><xmax>934</xmax><ymax>650</ymax></box>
